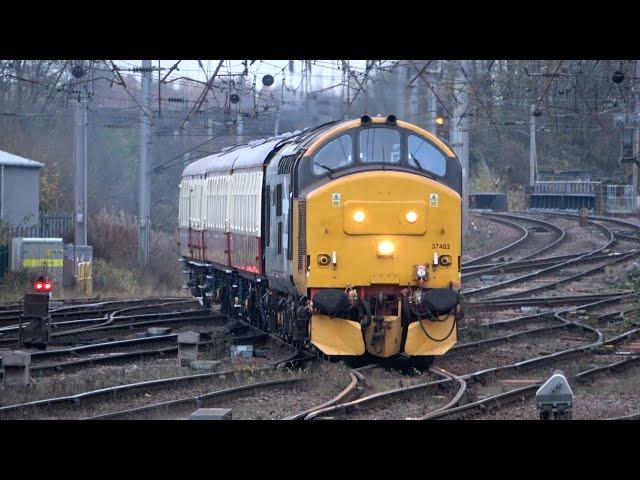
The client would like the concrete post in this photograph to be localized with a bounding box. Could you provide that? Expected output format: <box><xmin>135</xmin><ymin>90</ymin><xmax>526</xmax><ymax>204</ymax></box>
<box><xmin>2</xmin><ymin>351</ymin><xmax>31</xmax><ymax>387</ymax></box>
<box><xmin>427</xmin><ymin>60</ymin><xmax>439</xmax><ymax>132</ymax></box>
<box><xmin>530</xmin><ymin>104</ymin><xmax>538</xmax><ymax>187</ymax></box>
<box><xmin>139</xmin><ymin>59</ymin><xmax>152</xmax><ymax>266</ymax></box>
<box><xmin>451</xmin><ymin>60</ymin><xmax>470</xmax><ymax>236</ymax></box>
<box><xmin>177</xmin><ymin>331</ymin><xmax>200</xmax><ymax>367</ymax></box>
<box><xmin>73</xmin><ymin>65</ymin><xmax>88</xmax><ymax>248</ymax></box>
<box><xmin>633</xmin><ymin>60</ymin><xmax>640</xmax><ymax>197</ymax></box>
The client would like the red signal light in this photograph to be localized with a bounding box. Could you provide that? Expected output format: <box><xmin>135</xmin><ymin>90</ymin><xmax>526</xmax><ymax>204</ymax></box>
<box><xmin>34</xmin><ymin>279</ymin><xmax>53</xmax><ymax>292</ymax></box>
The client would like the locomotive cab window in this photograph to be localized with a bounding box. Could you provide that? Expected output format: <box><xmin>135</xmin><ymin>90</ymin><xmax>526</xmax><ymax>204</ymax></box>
<box><xmin>407</xmin><ymin>135</ymin><xmax>447</xmax><ymax>176</ymax></box>
<box><xmin>312</xmin><ymin>134</ymin><xmax>353</xmax><ymax>175</ymax></box>
<box><xmin>359</xmin><ymin>128</ymin><xmax>401</xmax><ymax>164</ymax></box>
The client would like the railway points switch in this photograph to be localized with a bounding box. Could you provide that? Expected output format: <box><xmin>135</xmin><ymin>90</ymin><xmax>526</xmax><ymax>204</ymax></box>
<box><xmin>2</xmin><ymin>350</ymin><xmax>31</xmax><ymax>387</ymax></box>
<box><xmin>536</xmin><ymin>370</ymin><xmax>573</xmax><ymax>420</ymax></box>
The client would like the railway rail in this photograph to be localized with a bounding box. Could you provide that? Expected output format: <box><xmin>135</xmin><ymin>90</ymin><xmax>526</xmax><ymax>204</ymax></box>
<box><xmin>3</xmin><ymin>212</ymin><xmax>640</xmax><ymax>420</ymax></box>
<box><xmin>0</xmin><ymin>348</ymin><xmax>312</xmax><ymax>420</ymax></box>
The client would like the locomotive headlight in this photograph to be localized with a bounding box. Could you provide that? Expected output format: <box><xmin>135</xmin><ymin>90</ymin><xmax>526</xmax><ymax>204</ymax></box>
<box><xmin>353</xmin><ymin>210</ymin><xmax>366</xmax><ymax>223</ymax></box>
<box><xmin>416</xmin><ymin>264</ymin><xmax>427</xmax><ymax>279</ymax></box>
<box><xmin>405</xmin><ymin>211</ymin><xmax>418</xmax><ymax>223</ymax></box>
<box><xmin>377</xmin><ymin>240</ymin><xmax>395</xmax><ymax>257</ymax></box>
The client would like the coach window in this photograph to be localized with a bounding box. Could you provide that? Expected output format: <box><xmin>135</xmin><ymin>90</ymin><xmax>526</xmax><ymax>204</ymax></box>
<box><xmin>312</xmin><ymin>134</ymin><xmax>353</xmax><ymax>175</ymax></box>
<box><xmin>265</xmin><ymin>185</ymin><xmax>271</xmax><ymax>247</ymax></box>
<box><xmin>407</xmin><ymin>135</ymin><xmax>447</xmax><ymax>177</ymax></box>
<box><xmin>359</xmin><ymin>128</ymin><xmax>401</xmax><ymax>164</ymax></box>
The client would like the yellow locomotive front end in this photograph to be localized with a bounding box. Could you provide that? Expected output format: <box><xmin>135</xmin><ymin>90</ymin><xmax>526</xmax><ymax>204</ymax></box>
<box><xmin>292</xmin><ymin>116</ymin><xmax>463</xmax><ymax>361</ymax></box>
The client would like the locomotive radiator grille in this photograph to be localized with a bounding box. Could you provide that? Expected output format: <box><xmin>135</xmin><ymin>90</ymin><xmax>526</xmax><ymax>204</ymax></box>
<box><xmin>298</xmin><ymin>200</ymin><xmax>306</xmax><ymax>273</ymax></box>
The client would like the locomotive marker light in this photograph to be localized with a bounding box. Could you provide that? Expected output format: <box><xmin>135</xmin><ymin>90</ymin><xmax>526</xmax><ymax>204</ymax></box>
<box><xmin>353</xmin><ymin>210</ymin><xmax>366</xmax><ymax>223</ymax></box>
<box><xmin>536</xmin><ymin>370</ymin><xmax>573</xmax><ymax>420</ymax></box>
<box><xmin>405</xmin><ymin>211</ymin><xmax>418</xmax><ymax>223</ymax></box>
<box><xmin>377</xmin><ymin>240</ymin><xmax>395</xmax><ymax>257</ymax></box>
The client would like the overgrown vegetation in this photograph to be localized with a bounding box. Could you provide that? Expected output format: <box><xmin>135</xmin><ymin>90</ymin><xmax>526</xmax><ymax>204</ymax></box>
<box><xmin>88</xmin><ymin>209</ymin><xmax>183</xmax><ymax>297</ymax></box>
<box><xmin>0</xmin><ymin>269</ymin><xmax>33</xmax><ymax>302</ymax></box>
<box><xmin>470</xmin><ymin>161</ymin><xmax>500</xmax><ymax>193</ymax></box>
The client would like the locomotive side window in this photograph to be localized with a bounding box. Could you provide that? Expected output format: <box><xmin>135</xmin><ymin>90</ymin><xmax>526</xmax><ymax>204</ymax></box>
<box><xmin>276</xmin><ymin>183</ymin><xmax>283</xmax><ymax>216</ymax></box>
<box><xmin>312</xmin><ymin>134</ymin><xmax>353</xmax><ymax>175</ymax></box>
<box><xmin>407</xmin><ymin>135</ymin><xmax>447</xmax><ymax>176</ymax></box>
<box><xmin>359</xmin><ymin>128</ymin><xmax>401</xmax><ymax>164</ymax></box>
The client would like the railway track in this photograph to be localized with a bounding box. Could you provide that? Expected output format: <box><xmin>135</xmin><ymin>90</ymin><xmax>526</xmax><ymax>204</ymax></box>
<box><xmin>288</xmin><ymin>212</ymin><xmax>640</xmax><ymax>421</ymax></box>
<box><xmin>462</xmin><ymin>216</ymin><xmax>618</xmax><ymax>297</ymax></box>
<box><xmin>0</xmin><ymin>299</ymin><xmax>207</xmax><ymax>347</ymax></box>
<box><xmin>3</xmin><ymin>212</ymin><xmax>639</xmax><ymax>420</ymax></box>
<box><xmin>0</xmin><ymin>352</ymin><xmax>312</xmax><ymax>420</ymax></box>
<box><xmin>0</xmin><ymin>297</ymin><xmax>191</xmax><ymax>324</ymax></box>
<box><xmin>463</xmin><ymin>213</ymin><xmax>566</xmax><ymax>276</ymax></box>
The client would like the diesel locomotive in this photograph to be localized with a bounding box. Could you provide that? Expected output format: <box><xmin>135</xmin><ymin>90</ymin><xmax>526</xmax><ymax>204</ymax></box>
<box><xmin>178</xmin><ymin>115</ymin><xmax>463</xmax><ymax>363</ymax></box>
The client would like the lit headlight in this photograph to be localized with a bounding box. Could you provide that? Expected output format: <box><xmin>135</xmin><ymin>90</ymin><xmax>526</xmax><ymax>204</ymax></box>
<box><xmin>405</xmin><ymin>211</ymin><xmax>418</xmax><ymax>223</ymax></box>
<box><xmin>416</xmin><ymin>264</ymin><xmax>427</xmax><ymax>279</ymax></box>
<box><xmin>378</xmin><ymin>240</ymin><xmax>395</xmax><ymax>256</ymax></box>
<box><xmin>353</xmin><ymin>210</ymin><xmax>366</xmax><ymax>223</ymax></box>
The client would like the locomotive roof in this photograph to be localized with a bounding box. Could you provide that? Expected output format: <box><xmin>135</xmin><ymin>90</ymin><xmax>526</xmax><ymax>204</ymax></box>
<box><xmin>179</xmin><ymin>117</ymin><xmax>454</xmax><ymax>179</ymax></box>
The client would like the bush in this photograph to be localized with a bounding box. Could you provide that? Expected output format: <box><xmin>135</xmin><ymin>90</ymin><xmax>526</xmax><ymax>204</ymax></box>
<box><xmin>471</xmin><ymin>161</ymin><xmax>500</xmax><ymax>193</ymax></box>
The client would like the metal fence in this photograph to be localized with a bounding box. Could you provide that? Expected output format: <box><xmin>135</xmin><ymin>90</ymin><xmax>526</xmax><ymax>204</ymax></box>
<box><xmin>532</xmin><ymin>181</ymin><xmax>602</xmax><ymax>195</ymax></box>
<box><xmin>1</xmin><ymin>213</ymin><xmax>73</xmax><ymax>241</ymax></box>
<box><xmin>605</xmin><ymin>185</ymin><xmax>635</xmax><ymax>214</ymax></box>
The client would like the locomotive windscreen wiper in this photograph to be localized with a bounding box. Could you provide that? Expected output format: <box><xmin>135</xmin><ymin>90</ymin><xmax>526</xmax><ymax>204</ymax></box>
<box><xmin>410</xmin><ymin>153</ymin><xmax>424</xmax><ymax>171</ymax></box>
<box><xmin>313</xmin><ymin>161</ymin><xmax>336</xmax><ymax>174</ymax></box>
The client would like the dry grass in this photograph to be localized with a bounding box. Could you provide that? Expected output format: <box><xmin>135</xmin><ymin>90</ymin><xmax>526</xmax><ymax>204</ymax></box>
<box><xmin>471</xmin><ymin>162</ymin><xmax>501</xmax><ymax>193</ymax></box>
<box><xmin>88</xmin><ymin>209</ymin><xmax>183</xmax><ymax>298</ymax></box>
<box><xmin>508</xmin><ymin>187</ymin><xmax>526</xmax><ymax>212</ymax></box>
<box><xmin>0</xmin><ymin>269</ymin><xmax>34</xmax><ymax>302</ymax></box>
